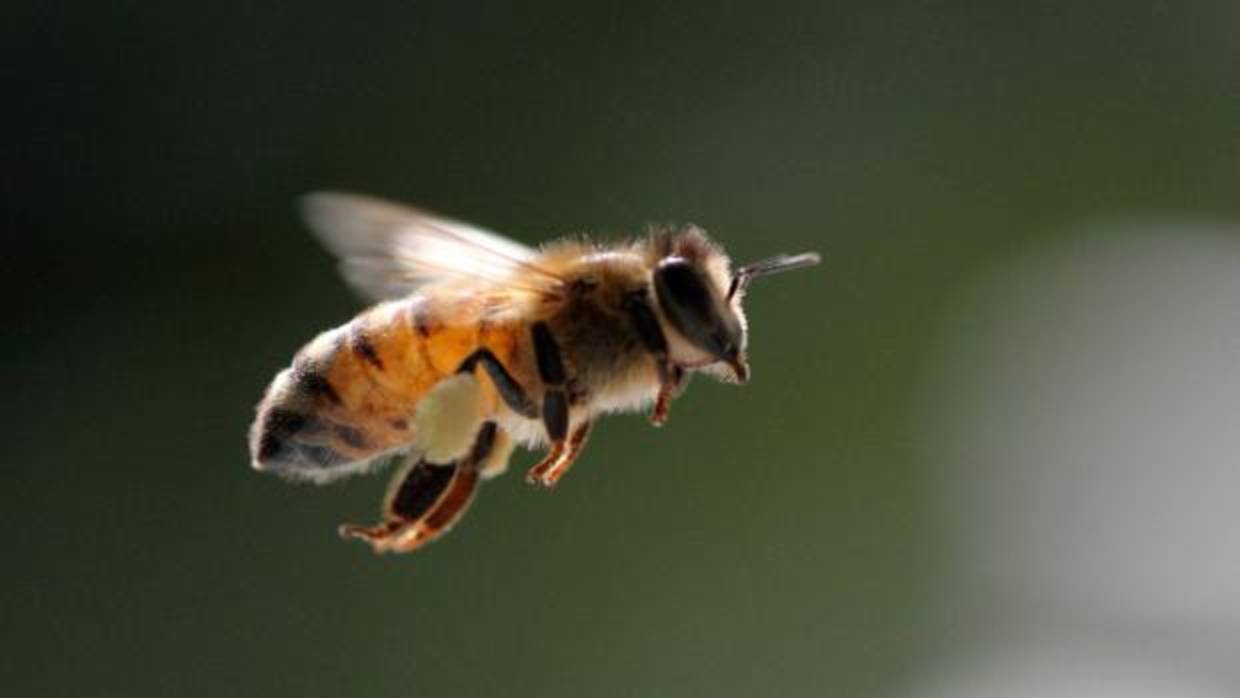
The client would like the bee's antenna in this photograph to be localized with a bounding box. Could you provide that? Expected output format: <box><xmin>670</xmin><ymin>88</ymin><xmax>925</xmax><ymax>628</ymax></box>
<box><xmin>727</xmin><ymin>252</ymin><xmax>821</xmax><ymax>300</ymax></box>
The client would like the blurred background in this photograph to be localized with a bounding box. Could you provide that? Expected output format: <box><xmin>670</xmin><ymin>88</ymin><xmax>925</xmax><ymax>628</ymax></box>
<box><xmin>7</xmin><ymin>1</ymin><xmax>1240</xmax><ymax>696</ymax></box>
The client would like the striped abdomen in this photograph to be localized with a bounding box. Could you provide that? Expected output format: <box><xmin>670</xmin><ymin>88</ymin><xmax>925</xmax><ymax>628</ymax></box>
<box><xmin>249</xmin><ymin>292</ymin><xmax>526</xmax><ymax>482</ymax></box>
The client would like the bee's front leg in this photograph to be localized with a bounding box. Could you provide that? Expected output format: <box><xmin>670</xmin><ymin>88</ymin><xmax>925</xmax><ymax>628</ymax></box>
<box><xmin>651</xmin><ymin>365</ymin><xmax>690</xmax><ymax>426</ymax></box>
<box><xmin>624</xmin><ymin>291</ymin><xmax>682</xmax><ymax>426</ymax></box>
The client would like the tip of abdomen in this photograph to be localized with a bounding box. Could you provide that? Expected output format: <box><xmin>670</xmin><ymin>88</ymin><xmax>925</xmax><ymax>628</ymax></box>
<box><xmin>249</xmin><ymin>403</ymin><xmax>351</xmax><ymax>480</ymax></box>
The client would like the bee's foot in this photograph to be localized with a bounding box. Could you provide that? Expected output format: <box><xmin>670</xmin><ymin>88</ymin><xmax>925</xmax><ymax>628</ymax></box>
<box><xmin>338</xmin><ymin>522</ymin><xmax>398</xmax><ymax>552</ymax></box>
<box><xmin>523</xmin><ymin>464</ymin><xmax>557</xmax><ymax>488</ymax></box>
<box><xmin>525</xmin><ymin>442</ymin><xmax>564</xmax><ymax>487</ymax></box>
<box><xmin>648</xmin><ymin>405</ymin><xmax>670</xmax><ymax>427</ymax></box>
<box><xmin>528</xmin><ymin>468</ymin><xmax>564</xmax><ymax>488</ymax></box>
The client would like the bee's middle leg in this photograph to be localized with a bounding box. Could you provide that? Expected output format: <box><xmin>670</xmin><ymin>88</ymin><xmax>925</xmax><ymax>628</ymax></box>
<box><xmin>524</xmin><ymin>322</ymin><xmax>591</xmax><ymax>487</ymax></box>
<box><xmin>457</xmin><ymin>348</ymin><xmax>539</xmax><ymax>419</ymax></box>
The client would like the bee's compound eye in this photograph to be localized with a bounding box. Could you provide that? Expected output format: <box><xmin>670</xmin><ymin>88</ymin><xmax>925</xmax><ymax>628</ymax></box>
<box><xmin>653</xmin><ymin>257</ymin><xmax>740</xmax><ymax>360</ymax></box>
<box><xmin>656</xmin><ymin>259</ymin><xmax>712</xmax><ymax>315</ymax></box>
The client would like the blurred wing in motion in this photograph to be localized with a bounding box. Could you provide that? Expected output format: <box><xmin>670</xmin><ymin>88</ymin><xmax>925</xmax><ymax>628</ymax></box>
<box><xmin>301</xmin><ymin>192</ymin><xmax>564</xmax><ymax>300</ymax></box>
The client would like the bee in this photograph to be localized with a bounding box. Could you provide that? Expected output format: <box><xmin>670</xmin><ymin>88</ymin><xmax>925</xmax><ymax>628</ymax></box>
<box><xmin>249</xmin><ymin>192</ymin><xmax>819</xmax><ymax>554</ymax></box>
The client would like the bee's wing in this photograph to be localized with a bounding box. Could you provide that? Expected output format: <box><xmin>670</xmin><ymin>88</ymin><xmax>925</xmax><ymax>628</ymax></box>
<box><xmin>301</xmin><ymin>192</ymin><xmax>564</xmax><ymax>301</ymax></box>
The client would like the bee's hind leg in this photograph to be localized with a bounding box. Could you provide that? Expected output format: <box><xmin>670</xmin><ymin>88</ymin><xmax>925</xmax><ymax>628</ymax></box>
<box><xmin>339</xmin><ymin>422</ymin><xmax>498</xmax><ymax>554</ymax></box>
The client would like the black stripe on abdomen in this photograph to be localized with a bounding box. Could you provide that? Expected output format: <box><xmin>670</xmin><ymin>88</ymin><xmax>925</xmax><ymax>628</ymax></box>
<box><xmin>349</xmin><ymin>324</ymin><xmax>384</xmax><ymax>370</ymax></box>
<box><xmin>292</xmin><ymin>363</ymin><xmax>342</xmax><ymax>406</ymax></box>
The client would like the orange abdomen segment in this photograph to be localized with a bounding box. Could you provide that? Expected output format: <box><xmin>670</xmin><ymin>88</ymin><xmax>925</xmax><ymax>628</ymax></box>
<box><xmin>249</xmin><ymin>292</ymin><xmax>524</xmax><ymax>482</ymax></box>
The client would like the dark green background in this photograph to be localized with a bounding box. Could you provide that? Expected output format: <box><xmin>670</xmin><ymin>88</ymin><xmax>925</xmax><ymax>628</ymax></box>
<box><xmin>8</xmin><ymin>2</ymin><xmax>1238</xmax><ymax>696</ymax></box>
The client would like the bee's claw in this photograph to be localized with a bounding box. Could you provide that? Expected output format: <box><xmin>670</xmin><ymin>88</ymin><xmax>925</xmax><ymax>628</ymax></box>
<box><xmin>650</xmin><ymin>395</ymin><xmax>671</xmax><ymax>425</ymax></box>
<box><xmin>533</xmin><ymin>473</ymin><xmax>559</xmax><ymax>488</ymax></box>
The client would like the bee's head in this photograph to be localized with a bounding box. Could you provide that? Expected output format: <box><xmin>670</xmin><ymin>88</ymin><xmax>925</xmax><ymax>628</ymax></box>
<box><xmin>650</xmin><ymin>227</ymin><xmax>819</xmax><ymax>383</ymax></box>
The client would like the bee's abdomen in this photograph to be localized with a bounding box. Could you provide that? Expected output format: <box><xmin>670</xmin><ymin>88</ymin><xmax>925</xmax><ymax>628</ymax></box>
<box><xmin>249</xmin><ymin>364</ymin><xmax>375</xmax><ymax>482</ymax></box>
<box><xmin>249</xmin><ymin>296</ymin><xmax>517</xmax><ymax>482</ymax></box>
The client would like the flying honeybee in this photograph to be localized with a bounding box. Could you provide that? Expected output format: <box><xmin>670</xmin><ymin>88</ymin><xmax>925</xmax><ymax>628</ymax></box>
<box><xmin>249</xmin><ymin>192</ymin><xmax>819</xmax><ymax>554</ymax></box>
